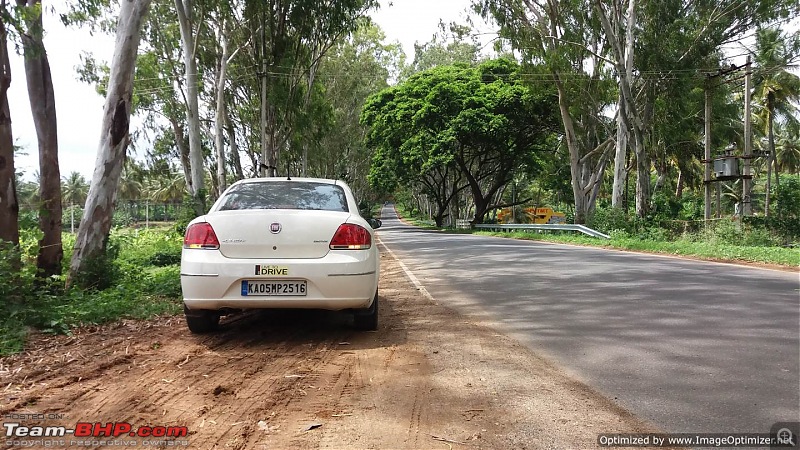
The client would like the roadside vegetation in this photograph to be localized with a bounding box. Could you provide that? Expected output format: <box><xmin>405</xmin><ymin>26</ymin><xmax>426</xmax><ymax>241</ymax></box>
<box><xmin>0</xmin><ymin>225</ymin><xmax>183</xmax><ymax>356</ymax></box>
<box><xmin>394</xmin><ymin>177</ymin><xmax>800</xmax><ymax>268</ymax></box>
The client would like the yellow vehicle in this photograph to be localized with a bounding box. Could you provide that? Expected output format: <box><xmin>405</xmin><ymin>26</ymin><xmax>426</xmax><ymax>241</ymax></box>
<box><xmin>529</xmin><ymin>207</ymin><xmax>565</xmax><ymax>224</ymax></box>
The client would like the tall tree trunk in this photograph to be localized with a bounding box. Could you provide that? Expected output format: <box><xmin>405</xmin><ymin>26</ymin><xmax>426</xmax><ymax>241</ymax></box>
<box><xmin>259</xmin><ymin>65</ymin><xmax>271</xmax><ymax>176</ymax></box>
<box><xmin>169</xmin><ymin>118</ymin><xmax>192</xmax><ymax>192</ymax></box>
<box><xmin>541</xmin><ymin>62</ymin><xmax>609</xmax><ymax>225</ymax></box>
<box><xmin>175</xmin><ymin>0</ymin><xmax>205</xmax><ymax>214</ymax></box>
<box><xmin>18</xmin><ymin>0</ymin><xmax>61</xmax><ymax>277</ymax></box>
<box><xmin>611</xmin><ymin>96</ymin><xmax>628</xmax><ymax>208</ymax></box>
<box><xmin>214</xmin><ymin>18</ymin><xmax>230</xmax><ymax>193</ymax></box>
<box><xmin>633</xmin><ymin>139</ymin><xmax>650</xmax><ymax>217</ymax></box>
<box><xmin>675</xmin><ymin>169</ymin><xmax>684</xmax><ymax>199</ymax></box>
<box><xmin>225</xmin><ymin>111</ymin><xmax>243</xmax><ymax>181</ymax></box>
<box><xmin>68</xmin><ymin>0</ymin><xmax>152</xmax><ymax>286</ymax></box>
<box><xmin>0</xmin><ymin>11</ymin><xmax>18</xmax><ymax>248</ymax></box>
<box><xmin>764</xmin><ymin>109</ymin><xmax>774</xmax><ymax>217</ymax></box>
<box><xmin>611</xmin><ymin>0</ymin><xmax>634</xmax><ymax>210</ymax></box>
<box><xmin>596</xmin><ymin>0</ymin><xmax>650</xmax><ymax>218</ymax></box>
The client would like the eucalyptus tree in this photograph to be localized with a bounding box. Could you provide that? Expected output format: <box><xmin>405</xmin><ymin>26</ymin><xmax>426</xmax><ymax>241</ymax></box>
<box><xmin>243</xmin><ymin>0</ymin><xmax>378</xmax><ymax>178</ymax></box>
<box><xmin>0</xmin><ymin>0</ymin><xmax>17</xmax><ymax>247</ymax></box>
<box><xmin>475</xmin><ymin>0</ymin><xmax>616</xmax><ymax>224</ymax></box>
<box><xmin>593</xmin><ymin>0</ymin><xmax>648</xmax><ymax>215</ymax></box>
<box><xmin>69</xmin><ymin>0</ymin><xmax>152</xmax><ymax>286</ymax></box>
<box><xmin>173</xmin><ymin>0</ymin><xmax>209</xmax><ymax>214</ymax></box>
<box><xmin>211</xmin><ymin>3</ymin><xmax>232</xmax><ymax>193</ymax></box>
<box><xmin>16</xmin><ymin>0</ymin><xmax>61</xmax><ymax>276</ymax></box>
<box><xmin>400</xmin><ymin>22</ymin><xmax>481</xmax><ymax>79</ymax></box>
<box><xmin>308</xmin><ymin>22</ymin><xmax>402</xmax><ymax>200</ymax></box>
<box><xmin>133</xmin><ymin>2</ymin><xmax>193</xmax><ymax>194</ymax></box>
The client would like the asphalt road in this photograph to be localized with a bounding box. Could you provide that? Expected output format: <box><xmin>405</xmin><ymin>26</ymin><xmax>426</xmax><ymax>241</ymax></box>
<box><xmin>377</xmin><ymin>205</ymin><xmax>800</xmax><ymax>434</ymax></box>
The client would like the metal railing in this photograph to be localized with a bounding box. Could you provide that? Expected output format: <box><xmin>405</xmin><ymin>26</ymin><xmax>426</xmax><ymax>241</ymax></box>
<box><xmin>473</xmin><ymin>223</ymin><xmax>611</xmax><ymax>239</ymax></box>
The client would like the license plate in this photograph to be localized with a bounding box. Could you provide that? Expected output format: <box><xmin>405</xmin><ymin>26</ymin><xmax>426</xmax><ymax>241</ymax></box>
<box><xmin>241</xmin><ymin>280</ymin><xmax>307</xmax><ymax>296</ymax></box>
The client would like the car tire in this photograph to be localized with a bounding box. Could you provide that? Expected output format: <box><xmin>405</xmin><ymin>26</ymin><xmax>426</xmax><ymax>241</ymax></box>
<box><xmin>184</xmin><ymin>306</ymin><xmax>220</xmax><ymax>334</ymax></box>
<box><xmin>353</xmin><ymin>290</ymin><xmax>378</xmax><ymax>331</ymax></box>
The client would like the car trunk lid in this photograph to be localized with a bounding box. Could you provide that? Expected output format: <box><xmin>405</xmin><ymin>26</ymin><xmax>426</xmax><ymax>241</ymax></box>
<box><xmin>206</xmin><ymin>210</ymin><xmax>350</xmax><ymax>259</ymax></box>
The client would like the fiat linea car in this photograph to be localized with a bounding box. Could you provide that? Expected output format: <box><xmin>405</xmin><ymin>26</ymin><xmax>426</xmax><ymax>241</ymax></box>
<box><xmin>180</xmin><ymin>177</ymin><xmax>381</xmax><ymax>333</ymax></box>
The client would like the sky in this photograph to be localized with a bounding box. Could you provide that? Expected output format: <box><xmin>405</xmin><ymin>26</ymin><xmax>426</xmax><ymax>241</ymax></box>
<box><xmin>9</xmin><ymin>0</ymin><xmax>482</xmax><ymax>183</ymax></box>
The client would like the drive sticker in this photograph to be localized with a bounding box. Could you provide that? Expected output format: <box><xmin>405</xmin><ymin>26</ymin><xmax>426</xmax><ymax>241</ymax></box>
<box><xmin>254</xmin><ymin>265</ymin><xmax>289</xmax><ymax>276</ymax></box>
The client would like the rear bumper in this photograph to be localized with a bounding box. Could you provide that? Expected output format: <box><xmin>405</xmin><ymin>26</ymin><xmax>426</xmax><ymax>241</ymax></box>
<box><xmin>180</xmin><ymin>247</ymin><xmax>378</xmax><ymax>311</ymax></box>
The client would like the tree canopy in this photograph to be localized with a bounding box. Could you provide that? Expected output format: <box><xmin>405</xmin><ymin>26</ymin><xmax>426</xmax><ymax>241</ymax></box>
<box><xmin>363</xmin><ymin>58</ymin><xmax>559</xmax><ymax>224</ymax></box>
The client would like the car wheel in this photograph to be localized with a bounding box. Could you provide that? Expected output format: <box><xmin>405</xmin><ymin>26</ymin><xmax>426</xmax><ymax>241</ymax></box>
<box><xmin>353</xmin><ymin>290</ymin><xmax>378</xmax><ymax>331</ymax></box>
<box><xmin>184</xmin><ymin>306</ymin><xmax>220</xmax><ymax>334</ymax></box>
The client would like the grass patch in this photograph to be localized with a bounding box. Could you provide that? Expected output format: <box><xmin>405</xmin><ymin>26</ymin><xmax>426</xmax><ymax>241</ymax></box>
<box><xmin>0</xmin><ymin>228</ymin><xmax>184</xmax><ymax>356</ymax></box>
<box><xmin>474</xmin><ymin>230</ymin><xmax>799</xmax><ymax>267</ymax></box>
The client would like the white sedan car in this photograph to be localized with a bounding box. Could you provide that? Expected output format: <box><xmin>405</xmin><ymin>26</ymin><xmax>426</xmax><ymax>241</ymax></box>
<box><xmin>180</xmin><ymin>177</ymin><xmax>380</xmax><ymax>333</ymax></box>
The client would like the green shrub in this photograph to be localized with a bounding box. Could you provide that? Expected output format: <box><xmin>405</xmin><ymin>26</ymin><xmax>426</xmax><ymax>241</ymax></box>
<box><xmin>116</xmin><ymin>228</ymin><xmax>183</xmax><ymax>266</ymax></box>
<box><xmin>1</xmin><ymin>226</ymin><xmax>186</xmax><ymax>355</ymax></box>
<box><xmin>70</xmin><ymin>238</ymin><xmax>122</xmax><ymax>291</ymax></box>
<box><xmin>148</xmin><ymin>251</ymin><xmax>181</xmax><ymax>267</ymax></box>
<box><xmin>694</xmin><ymin>220</ymin><xmax>780</xmax><ymax>247</ymax></box>
<box><xmin>141</xmin><ymin>266</ymin><xmax>182</xmax><ymax>298</ymax></box>
<box><xmin>0</xmin><ymin>242</ymin><xmax>24</xmax><ymax>303</ymax></box>
<box><xmin>771</xmin><ymin>175</ymin><xmax>800</xmax><ymax>242</ymax></box>
<box><xmin>113</xmin><ymin>209</ymin><xmax>136</xmax><ymax>227</ymax></box>
<box><xmin>588</xmin><ymin>206</ymin><xmax>635</xmax><ymax>234</ymax></box>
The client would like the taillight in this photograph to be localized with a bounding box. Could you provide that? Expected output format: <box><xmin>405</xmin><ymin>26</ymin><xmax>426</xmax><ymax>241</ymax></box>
<box><xmin>329</xmin><ymin>223</ymin><xmax>371</xmax><ymax>250</ymax></box>
<box><xmin>184</xmin><ymin>222</ymin><xmax>220</xmax><ymax>249</ymax></box>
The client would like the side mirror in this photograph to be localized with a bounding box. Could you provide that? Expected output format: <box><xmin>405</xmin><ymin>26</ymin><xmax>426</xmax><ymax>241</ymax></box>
<box><xmin>367</xmin><ymin>218</ymin><xmax>382</xmax><ymax>229</ymax></box>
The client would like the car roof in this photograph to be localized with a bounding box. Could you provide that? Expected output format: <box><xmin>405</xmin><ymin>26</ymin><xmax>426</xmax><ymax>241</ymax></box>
<box><xmin>232</xmin><ymin>177</ymin><xmax>342</xmax><ymax>186</ymax></box>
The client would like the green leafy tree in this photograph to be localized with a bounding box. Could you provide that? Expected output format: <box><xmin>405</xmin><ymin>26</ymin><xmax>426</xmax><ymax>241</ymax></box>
<box><xmin>476</xmin><ymin>0</ymin><xmax>616</xmax><ymax>223</ymax></box>
<box><xmin>363</xmin><ymin>58</ymin><xmax>559</xmax><ymax>224</ymax></box>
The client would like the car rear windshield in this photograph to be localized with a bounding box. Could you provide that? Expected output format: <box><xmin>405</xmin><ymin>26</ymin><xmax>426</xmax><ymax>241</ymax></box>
<box><xmin>217</xmin><ymin>181</ymin><xmax>349</xmax><ymax>212</ymax></box>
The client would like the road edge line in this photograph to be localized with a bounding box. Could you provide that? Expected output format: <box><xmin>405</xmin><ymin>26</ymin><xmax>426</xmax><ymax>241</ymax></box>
<box><xmin>377</xmin><ymin>238</ymin><xmax>437</xmax><ymax>304</ymax></box>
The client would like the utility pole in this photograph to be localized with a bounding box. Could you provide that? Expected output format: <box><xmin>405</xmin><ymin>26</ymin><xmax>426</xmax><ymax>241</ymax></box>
<box><xmin>703</xmin><ymin>63</ymin><xmax>745</xmax><ymax>222</ymax></box>
<box><xmin>742</xmin><ymin>56</ymin><xmax>752</xmax><ymax>217</ymax></box>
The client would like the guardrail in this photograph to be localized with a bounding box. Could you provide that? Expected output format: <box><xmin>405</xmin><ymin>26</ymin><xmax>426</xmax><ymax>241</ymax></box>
<box><xmin>473</xmin><ymin>223</ymin><xmax>611</xmax><ymax>239</ymax></box>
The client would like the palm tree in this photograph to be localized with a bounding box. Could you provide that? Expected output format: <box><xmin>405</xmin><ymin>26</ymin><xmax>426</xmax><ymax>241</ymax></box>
<box><xmin>143</xmin><ymin>173</ymin><xmax>187</xmax><ymax>224</ymax></box>
<box><xmin>751</xmin><ymin>27</ymin><xmax>800</xmax><ymax>216</ymax></box>
<box><xmin>61</xmin><ymin>172</ymin><xmax>88</xmax><ymax>206</ymax></box>
<box><xmin>776</xmin><ymin>122</ymin><xmax>800</xmax><ymax>175</ymax></box>
<box><xmin>117</xmin><ymin>172</ymin><xmax>143</xmax><ymax>202</ymax></box>
<box><xmin>147</xmin><ymin>172</ymin><xmax>186</xmax><ymax>203</ymax></box>
<box><xmin>61</xmin><ymin>171</ymin><xmax>89</xmax><ymax>233</ymax></box>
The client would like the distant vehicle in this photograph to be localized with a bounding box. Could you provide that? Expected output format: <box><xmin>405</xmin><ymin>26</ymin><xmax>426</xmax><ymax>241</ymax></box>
<box><xmin>497</xmin><ymin>207</ymin><xmax>566</xmax><ymax>224</ymax></box>
<box><xmin>180</xmin><ymin>177</ymin><xmax>381</xmax><ymax>333</ymax></box>
<box><xmin>529</xmin><ymin>207</ymin><xmax>566</xmax><ymax>224</ymax></box>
